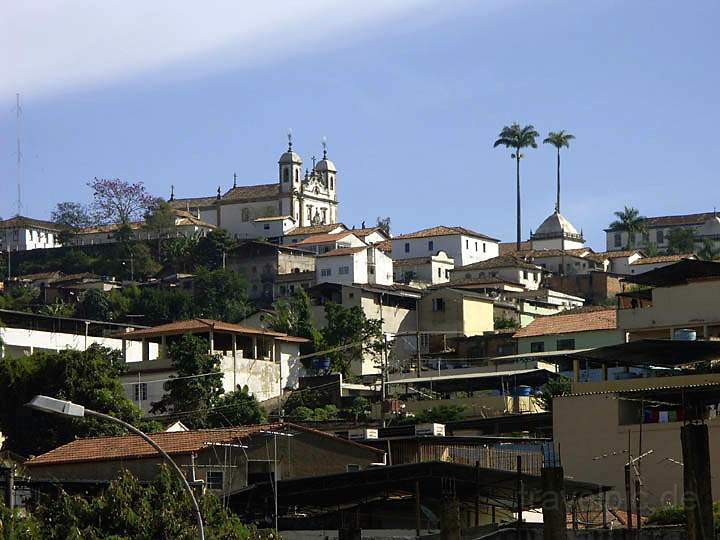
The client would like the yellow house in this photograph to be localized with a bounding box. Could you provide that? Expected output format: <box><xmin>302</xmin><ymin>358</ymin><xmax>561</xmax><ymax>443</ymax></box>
<box><xmin>419</xmin><ymin>287</ymin><xmax>494</xmax><ymax>338</ymax></box>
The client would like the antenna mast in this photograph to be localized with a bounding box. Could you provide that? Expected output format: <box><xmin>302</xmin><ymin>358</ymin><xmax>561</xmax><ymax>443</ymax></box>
<box><xmin>16</xmin><ymin>93</ymin><xmax>23</xmax><ymax>216</ymax></box>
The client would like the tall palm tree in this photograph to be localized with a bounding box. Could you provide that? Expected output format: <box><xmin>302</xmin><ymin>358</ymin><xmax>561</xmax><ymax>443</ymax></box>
<box><xmin>543</xmin><ymin>130</ymin><xmax>575</xmax><ymax>213</ymax></box>
<box><xmin>494</xmin><ymin>123</ymin><xmax>539</xmax><ymax>251</ymax></box>
<box><xmin>609</xmin><ymin>206</ymin><xmax>646</xmax><ymax>248</ymax></box>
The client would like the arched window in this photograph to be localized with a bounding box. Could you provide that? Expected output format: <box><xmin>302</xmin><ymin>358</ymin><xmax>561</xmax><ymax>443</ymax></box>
<box><xmin>283</xmin><ymin>168</ymin><xmax>289</xmax><ymax>182</ymax></box>
<box><xmin>330</xmin><ymin>176</ymin><xmax>334</xmax><ymax>190</ymax></box>
<box><xmin>295</xmin><ymin>169</ymin><xmax>299</xmax><ymax>182</ymax></box>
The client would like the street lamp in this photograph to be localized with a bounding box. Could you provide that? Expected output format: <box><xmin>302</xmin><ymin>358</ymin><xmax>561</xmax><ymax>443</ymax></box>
<box><xmin>259</xmin><ymin>429</ymin><xmax>294</xmax><ymax>534</ymax></box>
<box><xmin>26</xmin><ymin>395</ymin><xmax>205</xmax><ymax>540</ymax></box>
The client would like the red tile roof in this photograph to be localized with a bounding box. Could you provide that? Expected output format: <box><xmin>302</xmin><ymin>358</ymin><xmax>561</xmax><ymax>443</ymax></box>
<box><xmin>456</xmin><ymin>255</ymin><xmax>542</xmax><ymax>272</ymax></box>
<box><xmin>296</xmin><ymin>232</ymin><xmax>355</xmax><ymax>245</ymax></box>
<box><xmin>317</xmin><ymin>246</ymin><xmax>367</xmax><ymax>257</ymax></box>
<box><xmin>630</xmin><ymin>254</ymin><xmax>696</xmax><ymax>265</ymax></box>
<box><xmin>499</xmin><ymin>241</ymin><xmax>531</xmax><ymax>255</ymax></box>
<box><xmin>285</xmin><ymin>223</ymin><xmax>347</xmax><ymax>236</ymax></box>
<box><xmin>514</xmin><ymin>308</ymin><xmax>617</xmax><ymax>338</ymax></box>
<box><xmin>115</xmin><ymin>318</ymin><xmax>309</xmax><ymax>342</ymax></box>
<box><xmin>394</xmin><ymin>226</ymin><xmax>499</xmax><ymax>242</ymax></box>
<box><xmin>25</xmin><ymin>422</ymin><xmax>383</xmax><ymax>467</ymax></box>
<box><xmin>594</xmin><ymin>250</ymin><xmax>643</xmax><ymax>259</ymax></box>
<box><xmin>0</xmin><ymin>215</ymin><xmax>61</xmax><ymax>231</ymax></box>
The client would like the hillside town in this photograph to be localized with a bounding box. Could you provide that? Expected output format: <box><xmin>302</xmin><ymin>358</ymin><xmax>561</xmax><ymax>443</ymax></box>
<box><xmin>3</xmin><ymin>2</ymin><xmax>720</xmax><ymax>538</ymax></box>
<box><xmin>2</xmin><ymin>128</ymin><xmax>720</xmax><ymax>539</ymax></box>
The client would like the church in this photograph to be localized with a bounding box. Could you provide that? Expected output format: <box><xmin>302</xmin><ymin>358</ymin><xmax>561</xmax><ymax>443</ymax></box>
<box><xmin>169</xmin><ymin>134</ymin><xmax>339</xmax><ymax>241</ymax></box>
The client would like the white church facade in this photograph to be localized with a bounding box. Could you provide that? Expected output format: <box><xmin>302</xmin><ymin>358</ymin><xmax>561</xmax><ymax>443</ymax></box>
<box><xmin>170</xmin><ymin>135</ymin><xmax>339</xmax><ymax>241</ymax></box>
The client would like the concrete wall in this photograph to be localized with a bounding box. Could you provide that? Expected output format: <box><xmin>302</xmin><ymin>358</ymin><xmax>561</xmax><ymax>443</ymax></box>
<box><xmin>0</xmin><ymin>327</ymin><xmax>153</xmax><ymax>362</ymax></box>
<box><xmin>392</xmin><ymin>235</ymin><xmax>499</xmax><ymax>267</ymax></box>
<box><xmin>554</xmin><ymin>386</ymin><xmax>720</xmax><ymax>509</ymax></box>
<box><xmin>617</xmin><ymin>279</ymin><xmax>720</xmax><ymax>337</ymax></box>
<box><xmin>517</xmin><ymin>329</ymin><xmax>626</xmax><ymax>354</ymax></box>
<box><xmin>419</xmin><ymin>290</ymin><xmax>493</xmax><ymax>337</ymax></box>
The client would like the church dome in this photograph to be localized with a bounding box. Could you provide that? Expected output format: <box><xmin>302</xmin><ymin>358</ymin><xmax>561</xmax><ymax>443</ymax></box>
<box><xmin>315</xmin><ymin>158</ymin><xmax>336</xmax><ymax>173</ymax></box>
<box><xmin>279</xmin><ymin>150</ymin><xmax>302</xmax><ymax>164</ymax></box>
<box><xmin>533</xmin><ymin>211</ymin><xmax>582</xmax><ymax>239</ymax></box>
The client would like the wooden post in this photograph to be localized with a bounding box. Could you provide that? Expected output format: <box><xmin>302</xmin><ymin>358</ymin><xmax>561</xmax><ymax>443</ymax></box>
<box><xmin>624</xmin><ymin>464</ymin><xmax>633</xmax><ymax>531</ymax></box>
<box><xmin>415</xmin><ymin>480</ymin><xmax>421</xmax><ymax>538</ymax></box>
<box><xmin>573</xmin><ymin>358</ymin><xmax>580</xmax><ymax>383</ymax></box>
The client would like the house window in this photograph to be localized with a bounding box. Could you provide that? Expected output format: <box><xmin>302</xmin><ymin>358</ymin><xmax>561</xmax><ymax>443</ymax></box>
<box><xmin>289</xmin><ymin>285</ymin><xmax>295</xmax><ymax>293</ymax></box>
<box><xmin>428</xmin><ymin>240</ymin><xmax>434</xmax><ymax>252</ymax></box>
<box><xmin>432</xmin><ymin>298</ymin><xmax>446</xmax><ymax>312</ymax></box>
<box><xmin>242</xmin><ymin>208</ymin><xmax>250</xmax><ymax>222</ymax></box>
<box><xmin>465</xmin><ymin>272</ymin><xmax>471</xmax><ymax>279</ymax></box>
<box><xmin>330</xmin><ymin>176</ymin><xmax>334</xmax><ymax>190</ymax></box>
<box><xmin>264</xmin><ymin>224</ymin><xmax>270</xmax><ymax>230</ymax></box>
<box><xmin>466</xmin><ymin>239</ymin><xmax>469</xmax><ymax>249</ymax></box>
<box><xmin>206</xmin><ymin>471</ymin><xmax>224</xmax><ymax>490</ymax></box>
<box><xmin>321</xmin><ymin>268</ymin><xmax>332</xmax><ymax>277</ymax></box>
<box><xmin>437</xmin><ymin>268</ymin><xmax>441</xmax><ymax>278</ymax></box>
<box><xmin>339</xmin><ymin>266</ymin><xmax>350</xmax><ymax>275</ymax></box>
<box><xmin>556</xmin><ymin>339</ymin><xmax>576</xmax><ymax>351</ymax></box>
<box><xmin>445</xmin><ymin>269</ymin><xmax>450</xmax><ymax>278</ymax></box>
<box><xmin>523</xmin><ymin>270</ymin><xmax>529</xmax><ymax>279</ymax></box>
<box><xmin>530</xmin><ymin>342</ymin><xmax>545</xmax><ymax>353</ymax></box>
<box><xmin>483</xmin><ymin>243</ymin><xmax>486</xmax><ymax>253</ymax></box>
<box><xmin>346</xmin><ymin>464</ymin><xmax>361</xmax><ymax>472</ymax></box>
<box><xmin>533</xmin><ymin>272</ymin><xmax>538</xmax><ymax>282</ymax></box>
<box><xmin>279</xmin><ymin>286</ymin><xmax>286</xmax><ymax>295</ymax></box>
<box><xmin>404</xmin><ymin>242</ymin><xmax>410</xmax><ymax>253</ymax></box>
<box><xmin>656</xmin><ymin>230</ymin><xmax>665</xmax><ymax>244</ymax></box>
<box><xmin>133</xmin><ymin>383</ymin><xmax>148</xmax><ymax>401</ymax></box>
<box><xmin>614</xmin><ymin>233</ymin><xmax>621</xmax><ymax>247</ymax></box>
<box><xmin>475</xmin><ymin>242</ymin><xmax>478</xmax><ymax>251</ymax></box>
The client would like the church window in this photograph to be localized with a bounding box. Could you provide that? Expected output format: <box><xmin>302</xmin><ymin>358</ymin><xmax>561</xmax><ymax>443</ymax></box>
<box><xmin>656</xmin><ymin>230</ymin><xmax>665</xmax><ymax>244</ymax></box>
<box><xmin>295</xmin><ymin>169</ymin><xmax>299</xmax><ymax>182</ymax></box>
<box><xmin>437</xmin><ymin>268</ymin><xmax>441</xmax><ymax>278</ymax></box>
<box><xmin>404</xmin><ymin>242</ymin><xmax>410</xmax><ymax>253</ymax></box>
<box><xmin>330</xmin><ymin>176</ymin><xmax>334</xmax><ymax>190</ymax></box>
<box><xmin>466</xmin><ymin>239</ymin><xmax>469</xmax><ymax>249</ymax></box>
<box><xmin>475</xmin><ymin>242</ymin><xmax>478</xmax><ymax>251</ymax></box>
<box><xmin>614</xmin><ymin>233</ymin><xmax>622</xmax><ymax>247</ymax></box>
<box><xmin>428</xmin><ymin>240</ymin><xmax>434</xmax><ymax>252</ymax></box>
<box><xmin>483</xmin><ymin>243</ymin><xmax>487</xmax><ymax>253</ymax></box>
<box><xmin>283</xmin><ymin>168</ymin><xmax>289</xmax><ymax>182</ymax></box>
<box><xmin>242</xmin><ymin>208</ymin><xmax>250</xmax><ymax>222</ymax></box>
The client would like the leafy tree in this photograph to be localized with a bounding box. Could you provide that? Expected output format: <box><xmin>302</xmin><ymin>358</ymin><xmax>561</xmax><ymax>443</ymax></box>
<box><xmin>0</xmin><ymin>285</ymin><xmax>38</xmax><ymax>312</ymax></box>
<box><xmin>543</xmin><ymin>130</ymin><xmax>575</xmax><ymax>213</ymax></box>
<box><xmin>268</xmin><ymin>289</ymin><xmax>321</xmax><ymax>353</ymax></box>
<box><xmin>51</xmin><ymin>201</ymin><xmax>93</xmax><ymax>245</ymax></box>
<box><xmin>537</xmin><ymin>376</ymin><xmax>572</xmax><ymax>412</ymax></box>
<box><xmin>347</xmin><ymin>396</ymin><xmax>371</xmax><ymax>422</ymax></box>
<box><xmin>494</xmin><ymin>316</ymin><xmax>519</xmax><ymax>330</ymax></box>
<box><xmin>21</xmin><ymin>467</ymin><xmax>258</xmax><ymax>539</ymax></box>
<box><xmin>193</xmin><ymin>267</ymin><xmax>250</xmax><ymax>322</ymax></box>
<box><xmin>399</xmin><ymin>405</ymin><xmax>465</xmax><ymax>425</ymax></box>
<box><xmin>609</xmin><ymin>206</ymin><xmax>646</xmax><ymax>248</ymax></box>
<box><xmin>643</xmin><ymin>241</ymin><xmax>660</xmax><ymax>257</ymax></box>
<box><xmin>209</xmin><ymin>385</ymin><xmax>266</xmax><ymax>426</ymax></box>
<box><xmin>162</xmin><ymin>235</ymin><xmax>199</xmax><ymax>273</ymax></box>
<box><xmin>150</xmin><ymin>335</ymin><xmax>224</xmax><ymax>428</ymax></box>
<box><xmin>88</xmin><ymin>177</ymin><xmax>154</xmax><ymax>225</ymax></box>
<box><xmin>144</xmin><ymin>198</ymin><xmax>178</xmax><ymax>257</ymax></box>
<box><xmin>123</xmin><ymin>242</ymin><xmax>162</xmax><ymax>280</ymax></box>
<box><xmin>283</xmin><ymin>388</ymin><xmax>333</xmax><ymax>416</ymax></box>
<box><xmin>320</xmin><ymin>302</ymin><xmax>383</xmax><ymax>377</ymax></box>
<box><xmin>38</xmin><ymin>299</ymin><xmax>76</xmax><ymax>318</ymax></box>
<box><xmin>195</xmin><ymin>229</ymin><xmax>234</xmax><ymax>270</ymax></box>
<box><xmin>699</xmin><ymin>238</ymin><xmax>720</xmax><ymax>261</ymax></box>
<box><xmin>666</xmin><ymin>227</ymin><xmax>696</xmax><ymax>255</ymax></box>
<box><xmin>0</xmin><ymin>345</ymin><xmax>158</xmax><ymax>457</ymax></box>
<box><xmin>77</xmin><ymin>289</ymin><xmax>113</xmax><ymax>321</ymax></box>
<box><xmin>375</xmin><ymin>216</ymin><xmax>391</xmax><ymax>235</ymax></box>
<box><xmin>494</xmin><ymin>123</ymin><xmax>540</xmax><ymax>251</ymax></box>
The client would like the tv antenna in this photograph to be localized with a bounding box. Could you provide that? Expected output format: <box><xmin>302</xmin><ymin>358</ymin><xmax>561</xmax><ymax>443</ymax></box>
<box><xmin>15</xmin><ymin>93</ymin><xmax>23</xmax><ymax>216</ymax></box>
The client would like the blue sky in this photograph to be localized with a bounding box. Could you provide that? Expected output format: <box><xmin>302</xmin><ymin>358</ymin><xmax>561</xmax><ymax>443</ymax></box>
<box><xmin>2</xmin><ymin>0</ymin><xmax>719</xmax><ymax>249</ymax></box>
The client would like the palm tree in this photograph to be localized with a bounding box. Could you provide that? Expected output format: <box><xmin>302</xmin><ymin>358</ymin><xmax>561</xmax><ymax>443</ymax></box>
<box><xmin>494</xmin><ymin>123</ymin><xmax>539</xmax><ymax>251</ymax></box>
<box><xmin>609</xmin><ymin>206</ymin><xmax>646</xmax><ymax>248</ymax></box>
<box><xmin>543</xmin><ymin>130</ymin><xmax>575</xmax><ymax>213</ymax></box>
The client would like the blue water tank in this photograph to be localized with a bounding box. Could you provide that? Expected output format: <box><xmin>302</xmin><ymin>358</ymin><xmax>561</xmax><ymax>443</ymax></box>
<box><xmin>314</xmin><ymin>358</ymin><xmax>331</xmax><ymax>370</ymax></box>
<box><xmin>673</xmin><ymin>329</ymin><xmax>697</xmax><ymax>341</ymax></box>
<box><xmin>513</xmin><ymin>385</ymin><xmax>533</xmax><ymax>396</ymax></box>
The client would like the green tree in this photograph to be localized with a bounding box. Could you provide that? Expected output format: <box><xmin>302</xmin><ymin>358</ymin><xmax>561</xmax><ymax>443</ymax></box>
<box><xmin>163</xmin><ymin>235</ymin><xmax>199</xmax><ymax>273</ymax></box>
<box><xmin>320</xmin><ymin>302</ymin><xmax>383</xmax><ymax>377</ymax></box>
<box><xmin>375</xmin><ymin>216</ymin><xmax>391</xmax><ymax>235</ymax></box>
<box><xmin>38</xmin><ymin>299</ymin><xmax>76</xmax><ymax>318</ymax></box>
<box><xmin>643</xmin><ymin>241</ymin><xmax>660</xmax><ymax>257</ymax></box>
<box><xmin>537</xmin><ymin>376</ymin><xmax>572</xmax><ymax>412</ymax></box>
<box><xmin>347</xmin><ymin>396</ymin><xmax>371</xmax><ymax>422</ymax></box>
<box><xmin>699</xmin><ymin>238</ymin><xmax>720</xmax><ymax>261</ymax></box>
<box><xmin>77</xmin><ymin>289</ymin><xmax>113</xmax><ymax>321</ymax></box>
<box><xmin>144</xmin><ymin>198</ymin><xmax>177</xmax><ymax>257</ymax></box>
<box><xmin>609</xmin><ymin>206</ymin><xmax>646</xmax><ymax>248</ymax></box>
<box><xmin>209</xmin><ymin>385</ymin><xmax>266</xmax><ymax>426</ymax></box>
<box><xmin>26</xmin><ymin>467</ymin><xmax>257</xmax><ymax>539</ymax></box>
<box><xmin>193</xmin><ymin>268</ymin><xmax>250</xmax><ymax>322</ymax></box>
<box><xmin>0</xmin><ymin>345</ymin><xmax>157</xmax><ymax>457</ymax></box>
<box><xmin>269</xmin><ymin>289</ymin><xmax>321</xmax><ymax>353</ymax></box>
<box><xmin>494</xmin><ymin>123</ymin><xmax>540</xmax><ymax>251</ymax></box>
<box><xmin>195</xmin><ymin>229</ymin><xmax>234</xmax><ymax>270</ymax></box>
<box><xmin>666</xmin><ymin>227</ymin><xmax>696</xmax><ymax>255</ymax></box>
<box><xmin>150</xmin><ymin>335</ymin><xmax>224</xmax><ymax>428</ymax></box>
<box><xmin>51</xmin><ymin>201</ymin><xmax>93</xmax><ymax>245</ymax></box>
<box><xmin>399</xmin><ymin>405</ymin><xmax>466</xmax><ymax>425</ymax></box>
<box><xmin>543</xmin><ymin>130</ymin><xmax>575</xmax><ymax>213</ymax></box>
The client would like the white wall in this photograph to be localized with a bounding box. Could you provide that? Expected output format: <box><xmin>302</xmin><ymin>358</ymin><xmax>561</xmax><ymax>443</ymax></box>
<box><xmin>531</xmin><ymin>237</ymin><xmax>585</xmax><ymax>251</ymax></box>
<box><xmin>316</xmin><ymin>251</ymin><xmax>367</xmax><ymax>286</ymax></box>
<box><xmin>392</xmin><ymin>234</ymin><xmax>497</xmax><ymax>266</ymax></box>
<box><xmin>0</xmin><ymin>327</ymin><xmax>154</xmax><ymax>361</ymax></box>
<box><xmin>0</xmin><ymin>226</ymin><xmax>61</xmax><ymax>251</ymax></box>
<box><xmin>369</xmin><ymin>248</ymin><xmax>393</xmax><ymax>285</ymax></box>
<box><xmin>452</xmin><ymin>266</ymin><xmax>541</xmax><ymax>289</ymax></box>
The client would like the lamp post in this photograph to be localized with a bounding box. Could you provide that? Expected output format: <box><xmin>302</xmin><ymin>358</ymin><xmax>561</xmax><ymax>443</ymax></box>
<box><xmin>26</xmin><ymin>395</ymin><xmax>205</xmax><ymax>540</ymax></box>
<box><xmin>259</xmin><ymin>429</ymin><xmax>294</xmax><ymax>534</ymax></box>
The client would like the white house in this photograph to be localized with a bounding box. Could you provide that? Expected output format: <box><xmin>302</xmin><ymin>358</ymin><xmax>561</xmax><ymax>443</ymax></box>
<box><xmin>594</xmin><ymin>250</ymin><xmax>645</xmax><ymax>275</ymax></box>
<box><xmin>0</xmin><ymin>216</ymin><xmax>62</xmax><ymax>251</ymax></box>
<box><xmin>295</xmin><ymin>231</ymin><xmax>365</xmax><ymax>255</ymax></box>
<box><xmin>73</xmin><ymin>209</ymin><xmax>216</xmax><ymax>246</ymax></box>
<box><xmin>281</xmin><ymin>223</ymin><xmax>347</xmax><ymax>245</ymax></box>
<box><xmin>605</xmin><ymin>211</ymin><xmax>720</xmax><ymax>253</ymax></box>
<box><xmin>251</xmin><ymin>215</ymin><xmax>297</xmax><ymax>241</ymax></box>
<box><xmin>116</xmin><ymin>319</ymin><xmax>309</xmax><ymax>413</ymax></box>
<box><xmin>393</xmin><ymin>250</ymin><xmax>454</xmax><ymax>286</ymax></box>
<box><xmin>523</xmin><ymin>248</ymin><xmax>607</xmax><ymax>276</ymax></box>
<box><xmin>450</xmin><ymin>255</ymin><xmax>544</xmax><ymax>290</ymax></box>
<box><xmin>315</xmin><ymin>245</ymin><xmax>393</xmax><ymax>286</ymax></box>
<box><xmin>628</xmin><ymin>254</ymin><xmax>697</xmax><ymax>275</ymax></box>
<box><xmin>170</xmin><ymin>137</ymin><xmax>339</xmax><ymax>240</ymax></box>
<box><xmin>391</xmin><ymin>226</ymin><xmax>499</xmax><ymax>267</ymax></box>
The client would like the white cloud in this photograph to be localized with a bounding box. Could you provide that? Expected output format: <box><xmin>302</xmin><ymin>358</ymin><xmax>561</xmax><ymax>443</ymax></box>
<box><xmin>1</xmin><ymin>0</ymin><xmax>437</xmax><ymax>100</ymax></box>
